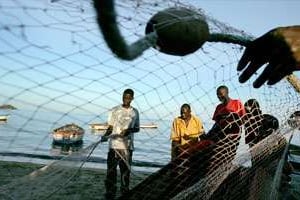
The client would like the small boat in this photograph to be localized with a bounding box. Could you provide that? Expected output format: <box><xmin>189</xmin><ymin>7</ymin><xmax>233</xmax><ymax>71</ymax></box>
<box><xmin>0</xmin><ymin>114</ymin><xmax>9</xmax><ymax>122</ymax></box>
<box><xmin>52</xmin><ymin>123</ymin><xmax>84</xmax><ymax>144</ymax></box>
<box><xmin>140</xmin><ymin>123</ymin><xmax>158</xmax><ymax>129</ymax></box>
<box><xmin>89</xmin><ymin>122</ymin><xmax>158</xmax><ymax>130</ymax></box>
<box><xmin>89</xmin><ymin>123</ymin><xmax>109</xmax><ymax>131</ymax></box>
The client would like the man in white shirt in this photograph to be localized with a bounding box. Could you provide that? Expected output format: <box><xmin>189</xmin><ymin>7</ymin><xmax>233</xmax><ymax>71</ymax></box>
<box><xmin>101</xmin><ymin>88</ymin><xmax>140</xmax><ymax>199</ymax></box>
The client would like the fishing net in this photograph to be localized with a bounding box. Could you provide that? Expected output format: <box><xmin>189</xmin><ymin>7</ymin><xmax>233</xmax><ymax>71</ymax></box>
<box><xmin>0</xmin><ymin>0</ymin><xmax>299</xmax><ymax>199</ymax></box>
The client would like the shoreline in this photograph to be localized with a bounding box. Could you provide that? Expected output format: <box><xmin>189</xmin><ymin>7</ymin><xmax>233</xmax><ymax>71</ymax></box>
<box><xmin>0</xmin><ymin>154</ymin><xmax>163</xmax><ymax>173</ymax></box>
<box><xmin>0</xmin><ymin>159</ymin><xmax>150</xmax><ymax>199</ymax></box>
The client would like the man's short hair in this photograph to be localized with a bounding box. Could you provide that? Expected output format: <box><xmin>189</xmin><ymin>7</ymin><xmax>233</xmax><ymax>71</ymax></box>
<box><xmin>245</xmin><ymin>99</ymin><xmax>260</xmax><ymax>110</ymax></box>
<box><xmin>181</xmin><ymin>103</ymin><xmax>191</xmax><ymax>110</ymax></box>
<box><xmin>123</xmin><ymin>88</ymin><xmax>134</xmax><ymax>97</ymax></box>
<box><xmin>217</xmin><ymin>85</ymin><xmax>228</xmax><ymax>92</ymax></box>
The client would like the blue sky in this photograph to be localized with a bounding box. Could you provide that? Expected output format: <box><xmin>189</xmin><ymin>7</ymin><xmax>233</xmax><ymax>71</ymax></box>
<box><xmin>192</xmin><ymin>0</ymin><xmax>300</xmax><ymax>37</ymax></box>
<box><xmin>0</xmin><ymin>0</ymin><xmax>299</xmax><ymax>126</ymax></box>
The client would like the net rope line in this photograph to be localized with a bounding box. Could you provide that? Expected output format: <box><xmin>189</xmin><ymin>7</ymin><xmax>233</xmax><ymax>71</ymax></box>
<box><xmin>94</xmin><ymin>0</ymin><xmax>251</xmax><ymax>60</ymax></box>
<box><xmin>268</xmin><ymin>127</ymin><xmax>296</xmax><ymax>200</ymax></box>
<box><xmin>42</xmin><ymin>137</ymin><xmax>103</xmax><ymax>199</ymax></box>
<box><xmin>0</xmin><ymin>134</ymin><xmax>103</xmax><ymax>199</ymax></box>
<box><xmin>42</xmin><ymin>134</ymin><xmax>135</xmax><ymax>199</ymax></box>
<box><xmin>94</xmin><ymin>0</ymin><xmax>298</xmax><ymax>88</ymax></box>
<box><xmin>0</xmin><ymin>131</ymin><xmax>135</xmax><ymax>199</ymax></box>
<box><xmin>1</xmin><ymin>1</ymin><xmax>297</xmax><ymax>200</ymax></box>
<box><xmin>94</xmin><ymin>2</ymin><xmax>300</xmax><ymax>198</ymax></box>
<box><xmin>171</xmin><ymin>126</ymin><xmax>294</xmax><ymax>200</ymax></box>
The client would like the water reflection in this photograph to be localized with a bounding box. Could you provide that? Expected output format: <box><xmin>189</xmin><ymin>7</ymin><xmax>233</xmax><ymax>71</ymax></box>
<box><xmin>51</xmin><ymin>141</ymin><xmax>83</xmax><ymax>155</ymax></box>
<box><xmin>0</xmin><ymin>121</ymin><xmax>7</xmax><ymax>125</ymax></box>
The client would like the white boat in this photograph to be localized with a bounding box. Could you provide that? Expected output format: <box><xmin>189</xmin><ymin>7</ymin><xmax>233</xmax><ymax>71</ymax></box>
<box><xmin>89</xmin><ymin>122</ymin><xmax>158</xmax><ymax>130</ymax></box>
<box><xmin>52</xmin><ymin>123</ymin><xmax>84</xmax><ymax>144</ymax></box>
<box><xmin>0</xmin><ymin>114</ymin><xmax>9</xmax><ymax>122</ymax></box>
<box><xmin>89</xmin><ymin>123</ymin><xmax>109</xmax><ymax>131</ymax></box>
<box><xmin>140</xmin><ymin>123</ymin><xmax>158</xmax><ymax>129</ymax></box>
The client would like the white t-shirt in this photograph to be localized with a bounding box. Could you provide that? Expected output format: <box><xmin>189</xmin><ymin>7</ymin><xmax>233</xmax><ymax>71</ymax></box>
<box><xmin>107</xmin><ymin>105</ymin><xmax>139</xmax><ymax>150</ymax></box>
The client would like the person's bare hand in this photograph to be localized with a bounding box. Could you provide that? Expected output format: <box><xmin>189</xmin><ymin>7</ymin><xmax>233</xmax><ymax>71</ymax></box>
<box><xmin>238</xmin><ymin>26</ymin><xmax>300</xmax><ymax>88</ymax></box>
<box><xmin>182</xmin><ymin>134</ymin><xmax>190</xmax><ymax>140</ymax></box>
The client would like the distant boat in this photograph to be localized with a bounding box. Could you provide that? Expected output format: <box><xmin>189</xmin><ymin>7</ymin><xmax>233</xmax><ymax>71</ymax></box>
<box><xmin>0</xmin><ymin>104</ymin><xmax>17</xmax><ymax>110</ymax></box>
<box><xmin>0</xmin><ymin>114</ymin><xmax>9</xmax><ymax>122</ymax></box>
<box><xmin>89</xmin><ymin>122</ymin><xmax>158</xmax><ymax>130</ymax></box>
<box><xmin>52</xmin><ymin>123</ymin><xmax>84</xmax><ymax>144</ymax></box>
<box><xmin>140</xmin><ymin>123</ymin><xmax>158</xmax><ymax>129</ymax></box>
<box><xmin>89</xmin><ymin>123</ymin><xmax>109</xmax><ymax>131</ymax></box>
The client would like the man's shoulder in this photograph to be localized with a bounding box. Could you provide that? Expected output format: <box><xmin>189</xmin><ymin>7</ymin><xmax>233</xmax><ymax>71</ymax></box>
<box><xmin>191</xmin><ymin>114</ymin><xmax>201</xmax><ymax>121</ymax></box>
<box><xmin>230</xmin><ymin>98</ymin><xmax>241</xmax><ymax>102</ymax></box>
<box><xmin>111</xmin><ymin>105</ymin><xmax>122</xmax><ymax>111</ymax></box>
<box><xmin>173</xmin><ymin>116</ymin><xmax>183</xmax><ymax>123</ymax></box>
<box><xmin>215</xmin><ymin>103</ymin><xmax>224</xmax><ymax>110</ymax></box>
<box><xmin>132</xmin><ymin>106</ymin><xmax>139</xmax><ymax>112</ymax></box>
<box><xmin>230</xmin><ymin>99</ymin><xmax>243</xmax><ymax>105</ymax></box>
<box><xmin>129</xmin><ymin>107</ymin><xmax>139</xmax><ymax>116</ymax></box>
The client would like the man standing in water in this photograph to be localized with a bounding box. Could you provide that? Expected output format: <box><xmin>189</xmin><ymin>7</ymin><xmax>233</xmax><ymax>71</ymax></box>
<box><xmin>101</xmin><ymin>88</ymin><xmax>140</xmax><ymax>200</ymax></box>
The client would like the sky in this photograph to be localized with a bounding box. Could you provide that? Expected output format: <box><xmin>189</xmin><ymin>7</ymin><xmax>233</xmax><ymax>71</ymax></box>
<box><xmin>192</xmin><ymin>0</ymin><xmax>300</xmax><ymax>37</ymax></box>
<box><xmin>0</xmin><ymin>0</ymin><xmax>300</xmax><ymax>124</ymax></box>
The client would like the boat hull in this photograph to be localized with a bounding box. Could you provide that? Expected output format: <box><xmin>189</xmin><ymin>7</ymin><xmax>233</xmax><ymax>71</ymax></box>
<box><xmin>52</xmin><ymin>132</ymin><xmax>84</xmax><ymax>144</ymax></box>
<box><xmin>89</xmin><ymin>123</ymin><xmax>158</xmax><ymax>130</ymax></box>
<box><xmin>52</xmin><ymin>123</ymin><xmax>84</xmax><ymax>144</ymax></box>
<box><xmin>0</xmin><ymin>115</ymin><xmax>9</xmax><ymax>122</ymax></box>
<box><xmin>89</xmin><ymin>123</ymin><xmax>108</xmax><ymax>131</ymax></box>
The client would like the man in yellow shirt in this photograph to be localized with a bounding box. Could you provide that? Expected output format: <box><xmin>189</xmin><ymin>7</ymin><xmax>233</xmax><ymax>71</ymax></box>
<box><xmin>170</xmin><ymin>103</ymin><xmax>205</xmax><ymax>160</ymax></box>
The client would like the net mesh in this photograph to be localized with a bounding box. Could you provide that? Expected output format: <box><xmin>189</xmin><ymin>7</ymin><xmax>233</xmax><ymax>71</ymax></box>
<box><xmin>0</xmin><ymin>0</ymin><xmax>299</xmax><ymax>200</ymax></box>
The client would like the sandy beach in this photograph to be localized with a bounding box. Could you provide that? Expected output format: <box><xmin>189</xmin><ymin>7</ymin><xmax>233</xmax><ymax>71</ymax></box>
<box><xmin>0</xmin><ymin>160</ymin><xmax>149</xmax><ymax>200</ymax></box>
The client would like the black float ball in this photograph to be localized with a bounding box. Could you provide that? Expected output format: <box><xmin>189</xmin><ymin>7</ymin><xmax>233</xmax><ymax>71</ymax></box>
<box><xmin>145</xmin><ymin>7</ymin><xmax>209</xmax><ymax>56</ymax></box>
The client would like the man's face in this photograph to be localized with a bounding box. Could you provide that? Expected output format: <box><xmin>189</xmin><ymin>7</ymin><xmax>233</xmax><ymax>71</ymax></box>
<box><xmin>122</xmin><ymin>93</ymin><xmax>133</xmax><ymax>107</ymax></box>
<box><xmin>181</xmin><ymin>107</ymin><xmax>191</xmax><ymax>120</ymax></box>
<box><xmin>217</xmin><ymin>88</ymin><xmax>228</xmax><ymax>104</ymax></box>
